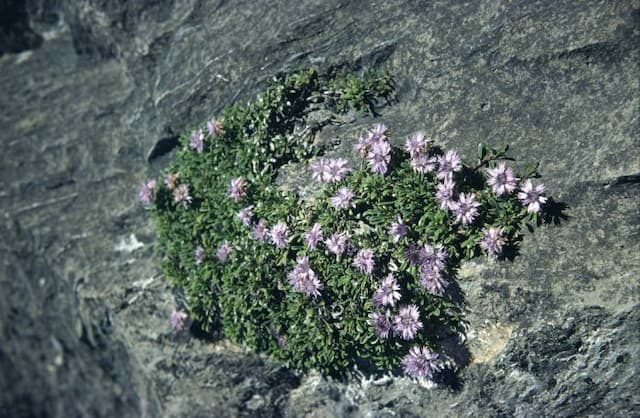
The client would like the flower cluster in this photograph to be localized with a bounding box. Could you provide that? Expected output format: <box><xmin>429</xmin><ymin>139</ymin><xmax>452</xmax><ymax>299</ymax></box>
<box><xmin>311</xmin><ymin>157</ymin><xmax>350</xmax><ymax>183</ymax></box>
<box><xmin>355</xmin><ymin>124</ymin><xmax>392</xmax><ymax>174</ymax></box>
<box><xmin>288</xmin><ymin>256</ymin><xmax>323</xmax><ymax>298</ymax></box>
<box><xmin>146</xmin><ymin>86</ymin><xmax>553</xmax><ymax>382</ymax></box>
<box><xmin>186</xmin><ymin>118</ymin><xmax>224</xmax><ymax>154</ymax></box>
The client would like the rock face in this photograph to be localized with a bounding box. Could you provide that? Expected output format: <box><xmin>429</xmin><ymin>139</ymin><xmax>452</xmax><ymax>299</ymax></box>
<box><xmin>0</xmin><ymin>1</ymin><xmax>638</xmax><ymax>417</ymax></box>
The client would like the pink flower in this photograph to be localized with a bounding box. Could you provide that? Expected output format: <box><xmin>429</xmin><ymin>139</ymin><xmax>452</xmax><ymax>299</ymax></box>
<box><xmin>486</xmin><ymin>163</ymin><xmax>518</xmax><ymax>195</ymax></box>
<box><xmin>237</xmin><ymin>205</ymin><xmax>254</xmax><ymax>226</ymax></box>
<box><xmin>369</xmin><ymin>123</ymin><xmax>388</xmax><ymax>141</ymax></box>
<box><xmin>436</xmin><ymin>176</ymin><xmax>457</xmax><ymax>211</ymax></box>
<box><xmin>138</xmin><ymin>179</ymin><xmax>156</xmax><ymax>205</ymax></box>
<box><xmin>331</xmin><ymin>187</ymin><xmax>355</xmax><ymax>209</ymax></box>
<box><xmin>352</xmin><ymin>248</ymin><xmax>375</xmax><ymax>274</ymax></box>
<box><xmin>402</xmin><ymin>346</ymin><xmax>442</xmax><ymax>380</ymax></box>
<box><xmin>453</xmin><ymin>192</ymin><xmax>480</xmax><ymax>225</ymax></box>
<box><xmin>216</xmin><ymin>241</ymin><xmax>233</xmax><ymax>262</ymax></box>
<box><xmin>370</xmin><ymin>309</ymin><xmax>393</xmax><ymax>340</ymax></box>
<box><xmin>228</xmin><ymin>177</ymin><xmax>247</xmax><ymax>202</ymax></box>
<box><xmin>170</xmin><ymin>310</ymin><xmax>188</xmax><ymax>331</ymax></box>
<box><xmin>389</xmin><ymin>215</ymin><xmax>408</xmax><ymax>243</ymax></box>
<box><xmin>420</xmin><ymin>263</ymin><xmax>448</xmax><ymax>295</ymax></box>
<box><xmin>373</xmin><ymin>273</ymin><xmax>402</xmax><ymax>307</ymax></box>
<box><xmin>405</xmin><ymin>244</ymin><xmax>423</xmax><ymax>266</ymax></box>
<box><xmin>411</xmin><ymin>155</ymin><xmax>437</xmax><ymax>174</ymax></box>
<box><xmin>164</xmin><ymin>172</ymin><xmax>180</xmax><ymax>190</ymax></box>
<box><xmin>311</xmin><ymin>158</ymin><xmax>350</xmax><ymax>183</ymax></box>
<box><xmin>173</xmin><ymin>184</ymin><xmax>192</xmax><ymax>208</ymax></box>
<box><xmin>252</xmin><ymin>219</ymin><xmax>269</xmax><ymax>242</ymax></box>
<box><xmin>437</xmin><ymin>150</ymin><xmax>462</xmax><ymax>179</ymax></box>
<box><xmin>419</xmin><ymin>243</ymin><xmax>448</xmax><ymax>271</ymax></box>
<box><xmin>207</xmin><ymin>118</ymin><xmax>224</xmax><ymax>137</ymax></box>
<box><xmin>189</xmin><ymin>129</ymin><xmax>205</xmax><ymax>153</ymax></box>
<box><xmin>367</xmin><ymin>139</ymin><xmax>391</xmax><ymax>174</ymax></box>
<box><xmin>354</xmin><ymin>134</ymin><xmax>372</xmax><ymax>157</ymax></box>
<box><xmin>394</xmin><ymin>304</ymin><xmax>423</xmax><ymax>340</ymax></box>
<box><xmin>480</xmin><ymin>226</ymin><xmax>505</xmax><ymax>258</ymax></box>
<box><xmin>326</xmin><ymin>158</ymin><xmax>350</xmax><ymax>183</ymax></box>
<box><xmin>270</xmin><ymin>221</ymin><xmax>290</xmax><ymax>248</ymax></box>
<box><xmin>325</xmin><ymin>232</ymin><xmax>348</xmax><ymax>256</ymax></box>
<box><xmin>405</xmin><ymin>131</ymin><xmax>431</xmax><ymax>158</ymax></box>
<box><xmin>288</xmin><ymin>256</ymin><xmax>323</xmax><ymax>298</ymax></box>
<box><xmin>518</xmin><ymin>179</ymin><xmax>547</xmax><ymax>213</ymax></box>
<box><xmin>305</xmin><ymin>223</ymin><xmax>324</xmax><ymax>250</ymax></box>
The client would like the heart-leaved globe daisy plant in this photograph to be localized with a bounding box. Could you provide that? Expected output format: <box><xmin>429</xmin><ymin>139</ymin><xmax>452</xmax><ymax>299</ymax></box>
<box><xmin>139</xmin><ymin>68</ymin><xmax>552</xmax><ymax>381</ymax></box>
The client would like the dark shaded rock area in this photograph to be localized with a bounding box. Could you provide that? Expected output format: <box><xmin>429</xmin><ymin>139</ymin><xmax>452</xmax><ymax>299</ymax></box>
<box><xmin>0</xmin><ymin>1</ymin><xmax>638</xmax><ymax>417</ymax></box>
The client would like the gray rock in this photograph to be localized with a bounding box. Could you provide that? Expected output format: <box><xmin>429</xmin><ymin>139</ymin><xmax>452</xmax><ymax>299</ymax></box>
<box><xmin>0</xmin><ymin>0</ymin><xmax>638</xmax><ymax>417</ymax></box>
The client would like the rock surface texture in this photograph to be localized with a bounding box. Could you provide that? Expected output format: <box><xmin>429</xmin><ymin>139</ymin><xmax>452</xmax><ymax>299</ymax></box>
<box><xmin>1</xmin><ymin>1</ymin><xmax>638</xmax><ymax>417</ymax></box>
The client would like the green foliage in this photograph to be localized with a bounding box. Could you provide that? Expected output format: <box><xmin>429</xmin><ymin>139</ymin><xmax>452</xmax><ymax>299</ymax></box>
<box><xmin>145</xmin><ymin>67</ymin><xmax>549</xmax><ymax>379</ymax></box>
<box><xmin>322</xmin><ymin>68</ymin><xmax>395</xmax><ymax>115</ymax></box>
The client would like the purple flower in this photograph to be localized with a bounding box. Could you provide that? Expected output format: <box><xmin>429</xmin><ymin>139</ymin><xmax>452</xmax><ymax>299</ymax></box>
<box><xmin>354</xmin><ymin>134</ymin><xmax>372</xmax><ymax>157</ymax></box>
<box><xmin>486</xmin><ymin>163</ymin><xmax>518</xmax><ymax>196</ymax></box>
<box><xmin>406</xmin><ymin>244</ymin><xmax>423</xmax><ymax>266</ymax></box>
<box><xmin>394</xmin><ymin>304</ymin><xmax>423</xmax><ymax>340</ymax></box>
<box><xmin>411</xmin><ymin>155</ymin><xmax>438</xmax><ymax>174</ymax></box>
<box><xmin>367</xmin><ymin>139</ymin><xmax>391</xmax><ymax>174</ymax></box>
<box><xmin>170</xmin><ymin>309</ymin><xmax>189</xmax><ymax>331</ymax></box>
<box><xmin>370</xmin><ymin>310</ymin><xmax>393</xmax><ymax>340</ymax></box>
<box><xmin>228</xmin><ymin>177</ymin><xmax>247</xmax><ymax>202</ymax></box>
<box><xmin>216</xmin><ymin>241</ymin><xmax>233</xmax><ymax>262</ymax></box>
<box><xmin>325</xmin><ymin>232</ymin><xmax>348</xmax><ymax>256</ymax></box>
<box><xmin>352</xmin><ymin>248</ymin><xmax>375</xmax><ymax>274</ymax></box>
<box><xmin>189</xmin><ymin>129</ymin><xmax>205</xmax><ymax>153</ymax></box>
<box><xmin>277</xmin><ymin>335</ymin><xmax>287</xmax><ymax>349</ymax></box>
<box><xmin>311</xmin><ymin>158</ymin><xmax>330</xmax><ymax>183</ymax></box>
<box><xmin>373</xmin><ymin>273</ymin><xmax>402</xmax><ymax>307</ymax></box>
<box><xmin>437</xmin><ymin>150</ymin><xmax>462</xmax><ymax>179</ymax></box>
<box><xmin>207</xmin><ymin>118</ymin><xmax>224</xmax><ymax>137</ymax></box>
<box><xmin>138</xmin><ymin>179</ymin><xmax>156</xmax><ymax>205</ymax></box>
<box><xmin>454</xmin><ymin>192</ymin><xmax>480</xmax><ymax>225</ymax></box>
<box><xmin>164</xmin><ymin>172</ymin><xmax>180</xmax><ymax>190</ymax></box>
<box><xmin>436</xmin><ymin>176</ymin><xmax>457</xmax><ymax>211</ymax></box>
<box><xmin>481</xmin><ymin>226</ymin><xmax>505</xmax><ymax>258</ymax></box>
<box><xmin>173</xmin><ymin>184</ymin><xmax>192</xmax><ymax>208</ymax></box>
<box><xmin>326</xmin><ymin>158</ymin><xmax>350</xmax><ymax>183</ymax></box>
<box><xmin>331</xmin><ymin>187</ymin><xmax>355</xmax><ymax>209</ymax></box>
<box><xmin>270</xmin><ymin>221</ymin><xmax>290</xmax><ymax>248</ymax></box>
<box><xmin>288</xmin><ymin>256</ymin><xmax>323</xmax><ymax>298</ymax></box>
<box><xmin>237</xmin><ymin>205</ymin><xmax>254</xmax><ymax>226</ymax></box>
<box><xmin>401</xmin><ymin>346</ymin><xmax>442</xmax><ymax>380</ymax></box>
<box><xmin>311</xmin><ymin>158</ymin><xmax>350</xmax><ymax>183</ymax></box>
<box><xmin>407</xmin><ymin>242</ymin><xmax>447</xmax><ymax>268</ymax></box>
<box><xmin>369</xmin><ymin>123</ymin><xmax>388</xmax><ymax>141</ymax></box>
<box><xmin>389</xmin><ymin>215</ymin><xmax>408</xmax><ymax>243</ymax></box>
<box><xmin>195</xmin><ymin>245</ymin><xmax>206</xmax><ymax>264</ymax></box>
<box><xmin>305</xmin><ymin>223</ymin><xmax>324</xmax><ymax>250</ymax></box>
<box><xmin>252</xmin><ymin>219</ymin><xmax>269</xmax><ymax>242</ymax></box>
<box><xmin>419</xmin><ymin>243</ymin><xmax>448</xmax><ymax>271</ymax></box>
<box><xmin>405</xmin><ymin>132</ymin><xmax>431</xmax><ymax>158</ymax></box>
<box><xmin>518</xmin><ymin>179</ymin><xmax>547</xmax><ymax>213</ymax></box>
<box><xmin>420</xmin><ymin>263</ymin><xmax>448</xmax><ymax>295</ymax></box>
